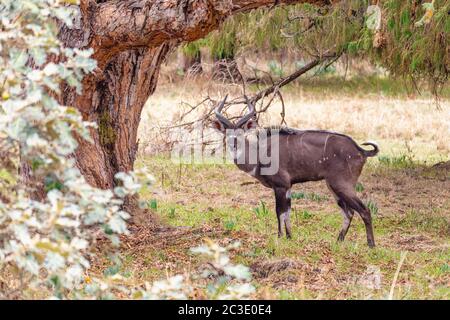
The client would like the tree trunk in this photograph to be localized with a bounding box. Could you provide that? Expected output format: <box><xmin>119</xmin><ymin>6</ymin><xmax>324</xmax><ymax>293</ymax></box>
<box><xmin>62</xmin><ymin>45</ymin><xmax>172</xmax><ymax>191</ymax></box>
<box><xmin>54</xmin><ymin>0</ymin><xmax>333</xmax><ymax>217</ymax></box>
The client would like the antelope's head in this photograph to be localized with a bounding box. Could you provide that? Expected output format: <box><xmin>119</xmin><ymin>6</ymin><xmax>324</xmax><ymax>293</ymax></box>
<box><xmin>212</xmin><ymin>95</ymin><xmax>258</xmax><ymax>131</ymax></box>
<box><xmin>212</xmin><ymin>95</ymin><xmax>258</xmax><ymax>160</ymax></box>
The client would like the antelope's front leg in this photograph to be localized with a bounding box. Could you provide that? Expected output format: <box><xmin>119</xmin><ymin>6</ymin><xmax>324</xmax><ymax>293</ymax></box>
<box><xmin>285</xmin><ymin>189</ymin><xmax>292</xmax><ymax>238</ymax></box>
<box><xmin>274</xmin><ymin>187</ymin><xmax>292</xmax><ymax>238</ymax></box>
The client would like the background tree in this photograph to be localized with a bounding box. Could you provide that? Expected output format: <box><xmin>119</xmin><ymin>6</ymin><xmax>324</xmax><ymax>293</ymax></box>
<box><xmin>209</xmin><ymin>23</ymin><xmax>243</xmax><ymax>83</ymax></box>
<box><xmin>178</xmin><ymin>42</ymin><xmax>203</xmax><ymax>76</ymax></box>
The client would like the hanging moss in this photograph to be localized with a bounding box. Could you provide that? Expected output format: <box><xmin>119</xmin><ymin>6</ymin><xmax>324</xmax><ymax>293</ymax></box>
<box><xmin>368</xmin><ymin>0</ymin><xmax>449</xmax><ymax>88</ymax></box>
<box><xmin>182</xmin><ymin>0</ymin><xmax>448</xmax><ymax>91</ymax></box>
<box><xmin>208</xmin><ymin>22</ymin><xmax>238</xmax><ymax>60</ymax></box>
<box><xmin>182</xmin><ymin>41</ymin><xmax>203</xmax><ymax>59</ymax></box>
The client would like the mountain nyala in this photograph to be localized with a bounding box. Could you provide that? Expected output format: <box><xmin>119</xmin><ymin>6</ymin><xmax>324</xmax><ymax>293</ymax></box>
<box><xmin>212</xmin><ymin>95</ymin><xmax>379</xmax><ymax>247</ymax></box>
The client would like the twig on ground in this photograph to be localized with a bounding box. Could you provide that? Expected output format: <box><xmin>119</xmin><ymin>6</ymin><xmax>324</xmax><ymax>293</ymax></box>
<box><xmin>388</xmin><ymin>251</ymin><xmax>407</xmax><ymax>300</ymax></box>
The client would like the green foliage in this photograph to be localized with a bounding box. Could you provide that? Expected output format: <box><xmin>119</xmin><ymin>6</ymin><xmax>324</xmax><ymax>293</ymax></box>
<box><xmin>0</xmin><ymin>169</ymin><xmax>16</xmax><ymax>186</ymax></box>
<box><xmin>297</xmin><ymin>209</ymin><xmax>313</xmax><ymax>220</ymax></box>
<box><xmin>291</xmin><ymin>191</ymin><xmax>328</xmax><ymax>202</ymax></box>
<box><xmin>224</xmin><ymin>220</ymin><xmax>236</xmax><ymax>231</ymax></box>
<box><xmin>366</xmin><ymin>200</ymin><xmax>379</xmax><ymax>216</ymax></box>
<box><xmin>182</xmin><ymin>40</ymin><xmax>205</xmax><ymax>59</ymax></box>
<box><xmin>227</xmin><ymin>1</ymin><xmax>367</xmax><ymax>56</ymax></box>
<box><xmin>439</xmin><ymin>263</ymin><xmax>449</xmax><ymax>273</ymax></box>
<box><xmin>209</xmin><ymin>22</ymin><xmax>238</xmax><ymax>60</ymax></box>
<box><xmin>190</xmin><ymin>0</ymin><xmax>448</xmax><ymax>92</ymax></box>
<box><xmin>254</xmin><ymin>200</ymin><xmax>271</xmax><ymax>233</ymax></box>
<box><xmin>254</xmin><ymin>200</ymin><xmax>270</xmax><ymax>219</ymax></box>
<box><xmin>378</xmin><ymin>154</ymin><xmax>414</xmax><ymax>169</ymax></box>
<box><xmin>268</xmin><ymin>60</ymin><xmax>284</xmax><ymax>77</ymax></box>
<box><xmin>168</xmin><ymin>207</ymin><xmax>176</xmax><ymax>219</ymax></box>
<box><xmin>355</xmin><ymin>182</ymin><xmax>365</xmax><ymax>192</ymax></box>
<box><xmin>189</xmin><ymin>240</ymin><xmax>254</xmax><ymax>299</ymax></box>
<box><xmin>368</xmin><ymin>0</ymin><xmax>449</xmax><ymax>89</ymax></box>
<box><xmin>149</xmin><ymin>198</ymin><xmax>158</xmax><ymax>210</ymax></box>
<box><xmin>44</xmin><ymin>174</ymin><xmax>63</xmax><ymax>192</ymax></box>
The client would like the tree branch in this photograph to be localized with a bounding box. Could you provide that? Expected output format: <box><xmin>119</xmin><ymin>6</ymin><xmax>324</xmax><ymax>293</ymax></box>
<box><xmin>81</xmin><ymin>0</ymin><xmax>337</xmax><ymax>68</ymax></box>
<box><xmin>236</xmin><ymin>51</ymin><xmax>336</xmax><ymax>105</ymax></box>
<box><xmin>164</xmin><ymin>51</ymin><xmax>337</xmax><ymax>131</ymax></box>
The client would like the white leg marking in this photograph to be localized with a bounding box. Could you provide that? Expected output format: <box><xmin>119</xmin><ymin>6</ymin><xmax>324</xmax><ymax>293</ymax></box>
<box><xmin>286</xmin><ymin>190</ymin><xmax>291</xmax><ymax>199</ymax></box>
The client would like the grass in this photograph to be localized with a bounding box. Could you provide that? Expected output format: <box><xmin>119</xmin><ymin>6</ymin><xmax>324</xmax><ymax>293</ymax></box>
<box><xmin>122</xmin><ymin>76</ymin><xmax>449</xmax><ymax>299</ymax></box>
<box><xmin>291</xmin><ymin>191</ymin><xmax>329</xmax><ymax>202</ymax></box>
<box><xmin>122</xmin><ymin>152</ymin><xmax>450</xmax><ymax>299</ymax></box>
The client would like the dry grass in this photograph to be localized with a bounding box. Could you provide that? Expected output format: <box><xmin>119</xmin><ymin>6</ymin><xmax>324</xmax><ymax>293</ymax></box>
<box><xmin>139</xmin><ymin>76</ymin><xmax>450</xmax><ymax>162</ymax></box>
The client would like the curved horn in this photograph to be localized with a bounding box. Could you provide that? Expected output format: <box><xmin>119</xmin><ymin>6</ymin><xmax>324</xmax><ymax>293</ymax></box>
<box><xmin>214</xmin><ymin>94</ymin><xmax>234</xmax><ymax>128</ymax></box>
<box><xmin>236</xmin><ymin>95</ymin><xmax>256</xmax><ymax>127</ymax></box>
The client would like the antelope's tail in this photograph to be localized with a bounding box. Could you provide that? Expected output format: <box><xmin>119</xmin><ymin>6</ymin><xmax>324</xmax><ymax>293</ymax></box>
<box><xmin>359</xmin><ymin>141</ymin><xmax>379</xmax><ymax>157</ymax></box>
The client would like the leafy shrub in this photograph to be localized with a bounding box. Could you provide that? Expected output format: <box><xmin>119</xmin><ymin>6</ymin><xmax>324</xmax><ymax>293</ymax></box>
<box><xmin>268</xmin><ymin>60</ymin><xmax>284</xmax><ymax>77</ymax></box>
<box><xmin>0</xmin><ymin>0</ymin><xmax>146</xmax><ymax>299</ymax></box>
<box><xmin>188</xmin><ymin>240</ymin><xmax>255</xmax><ymax>299</ymax></box>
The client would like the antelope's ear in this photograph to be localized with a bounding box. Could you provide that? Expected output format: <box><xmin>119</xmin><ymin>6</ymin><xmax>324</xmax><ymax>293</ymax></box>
<box><xmin>243</xmin><ymin>119</ymin><xmax>258</xmax><ymax>131</ymax></box>
<box><xmin>212</xmin><ymin>120</ymin><xmax>226</xmax><ymax>133</ymax></box>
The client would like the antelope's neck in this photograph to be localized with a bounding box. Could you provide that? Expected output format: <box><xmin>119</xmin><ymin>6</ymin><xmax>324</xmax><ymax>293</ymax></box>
<box><xmin>235</xmin><ymin>161</ymin><xmax>258</xmax><ymax>177</ymax></box>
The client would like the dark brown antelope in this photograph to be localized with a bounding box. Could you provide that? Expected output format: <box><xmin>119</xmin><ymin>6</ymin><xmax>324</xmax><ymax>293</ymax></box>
<box><xmin>212</xmin><ymin>96</ymin><xmax>379</xmax><ymax>247</ymax></box>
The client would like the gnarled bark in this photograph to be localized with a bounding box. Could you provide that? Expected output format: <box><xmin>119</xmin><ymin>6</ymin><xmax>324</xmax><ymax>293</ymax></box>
<box><xmin>58</xmin><ymin>0</ymin><xmax>335</xmax><ymax>215</ymax></box>
<box><xmin>63</xmin><ymin>45</ymin><xmax>172</xmax><ymax>188</ymax></box>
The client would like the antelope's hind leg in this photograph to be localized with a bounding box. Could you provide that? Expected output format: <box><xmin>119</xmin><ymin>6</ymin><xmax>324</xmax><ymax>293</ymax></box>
<box><xmin>341</xmin><ymin>194</ymin><xmax>375</xmax><ymax>248</ymax></box>
<box><xmin>327</xmin><ymin>180</ymin><xmax>375</xmax><ymax>247</ymax></box>
<box><xmin>337</xmin><ymin>199</ymin><xmax>355</xmax><ymax>242</ymax></box>
<box><xmin>326</xmin><ymin>182</ymin><xmax>354</xmax><ymax>243</ymax></box>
